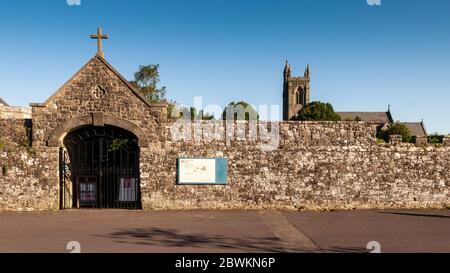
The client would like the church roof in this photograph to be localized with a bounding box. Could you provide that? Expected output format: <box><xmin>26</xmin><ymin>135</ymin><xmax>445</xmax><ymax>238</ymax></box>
<box><xmin>401</xmin><ymin>122</ymin><xmax>427</xmax><ymax>137</ymax></box>
<box><xmin>0</xmin><ymin>97</ymin><xmax>9</xmax><ymax>106</ymax></box>
<box><xmin>336</xmin><ymin>111</ymin><xmax>394</xmax><ymax>123</ymax></box>
<box><xmin>30</xmin><ymin>54</ymin><xmax>167</xmax><ymax>108</ymax></box>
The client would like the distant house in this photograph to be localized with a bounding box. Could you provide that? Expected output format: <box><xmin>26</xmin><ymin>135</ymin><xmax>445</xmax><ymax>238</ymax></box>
<box><xmin>401</xmin><ymin>122</ymin><xmax>427</xmax><ymax>137</ymax></box>
<box><xmin>336</xmin><ymin>111</ymin><xmax>427</xmax><ymax>138</ymax></box>
<box><xmin>336</xmin><ymin>110</ymin><xmax>393</xmax><ymax>133</ymax></box>
<box><xmin>336</xmin><ymin>111</ymin><xmax>394</xmax><ymax>124</ymax></box>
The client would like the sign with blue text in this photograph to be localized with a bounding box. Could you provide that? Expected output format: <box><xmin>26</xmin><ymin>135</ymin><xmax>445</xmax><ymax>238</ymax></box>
<box><xmin>177</xmin><ymin>158</ymin><xmax>228</xmax><ymax>185</ymax></box>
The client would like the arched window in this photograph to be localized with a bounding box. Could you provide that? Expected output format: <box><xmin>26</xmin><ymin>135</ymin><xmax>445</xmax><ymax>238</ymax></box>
<box><xmin>296</xmin><ymin>87</ymin><xmax>303</xmax><ymax>105</ymax></box>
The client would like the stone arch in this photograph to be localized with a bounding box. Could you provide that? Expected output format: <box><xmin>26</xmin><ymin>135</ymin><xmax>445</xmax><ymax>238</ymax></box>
<box><xmin>295</xmin><ymin>86</ymin><xmax>304</xmax><ymax>105</ymax></box>
<box><xmin>47</xmin><ymin>113</ymin><xmax>149</xmax><ymax>147</ymax></box>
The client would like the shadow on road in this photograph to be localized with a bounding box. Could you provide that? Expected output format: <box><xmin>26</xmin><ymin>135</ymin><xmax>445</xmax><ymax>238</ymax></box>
<box><xmin>319</xmin><ymin>247</ymin><xmax>369</xmax><ymax>253</ymax></box>
<box><xmin>99</xmin><ymin>227</ymin><xmax>293</xmax><ymax>252</ymax></box>
<box><xmin>380</xmin><ymin>211</ymin><xmax>450</xmax><ymax>219</ymax></box>
<box><xmin>99</xmin><ymin>227</ymin><xmax>371</xmax><ymax>253</ymax></box>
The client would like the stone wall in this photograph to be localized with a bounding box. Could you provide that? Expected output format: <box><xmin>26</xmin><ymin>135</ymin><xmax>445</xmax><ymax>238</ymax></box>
<box><xmin>0</xmin><ymin>119</ymin><xmax>30</xmax><ymax>146</ymax></box>
<box><xmin>0</xmin><ymin>119</ymin><xmax>59</xmax><ymax>211</ymax></box>
<box><xmin>139</xmin><ymin>121</ymin><xmax>450</xmax><ymax>210</ymax></box>
<box><xmin>0</xmin><ymin>105</ymin><xmax>31</xmax><ymax>119</ymax></box>
<box><xmin>0</xmin><ymin>119</ymin><xmax>449</xmax><ymax>211</ymax></box>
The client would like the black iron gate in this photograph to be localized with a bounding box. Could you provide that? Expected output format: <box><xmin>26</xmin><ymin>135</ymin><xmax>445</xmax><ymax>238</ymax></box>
<box><xmin>61</xmin><ymin>126</ymin><xmax>142</xmax><ymax>209</ymax></box>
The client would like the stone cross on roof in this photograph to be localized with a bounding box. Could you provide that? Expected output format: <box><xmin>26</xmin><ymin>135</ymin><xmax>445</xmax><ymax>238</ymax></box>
<box><xmin>90</xmin><ymin>27</ymin><xmax>109</xmax><ymax>58</ymax></box>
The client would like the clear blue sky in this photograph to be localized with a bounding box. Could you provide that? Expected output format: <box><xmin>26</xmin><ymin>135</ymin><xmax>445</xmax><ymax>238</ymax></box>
<box><xmin>0</xmin><ymin>0</ymin><xmax>449</xmax><ymax>133</ymax></box>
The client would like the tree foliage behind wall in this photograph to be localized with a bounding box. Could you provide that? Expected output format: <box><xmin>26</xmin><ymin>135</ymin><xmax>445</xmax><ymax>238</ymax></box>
<box><xmin>167</xmin><ymin>104</ymin><xmax>215</xmax><ymax>121</ymax></box>
<box><xmin>428</xmin><ymin>133</ymin><xmax>444</xmax><ymax>144</ymax></box>
<box><xmin>292</xmin><ymin>101</ymin><xmax>341</xmax><ymax>121</ymax></box>
<box><xmin>130</xmin><ymin>64</ymin><xmax>167</xmax><ymax>103</ymax></box>
<box><xmin>222</xmin><ymin>101</ymin><xmax>259</xmax><ymax>121</ymax></box>
<box><xmin>378</xmin><ymin>122</ymin><xmax>412</xmax><ymax>143</ymax></box>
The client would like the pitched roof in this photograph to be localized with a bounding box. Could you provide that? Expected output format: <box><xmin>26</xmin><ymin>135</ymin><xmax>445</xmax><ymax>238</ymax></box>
<box><xmin>0</xmin><ymin>97</ymin><xmax>9</xmax><ymax>106</ymax></box>
<box><xmin>336</xmin><ymin>111</ymin><xmax>393</xmax><ymax>123</ymax></box>
<box><xmin>401</xmin><ymin>122</ymin><xmax>427</xmax><ymax>137</ymax></box>
<box><xmin>30</xmin><ymin>54</ymin><xmax>167</xmax><ymax>108</ymax></box>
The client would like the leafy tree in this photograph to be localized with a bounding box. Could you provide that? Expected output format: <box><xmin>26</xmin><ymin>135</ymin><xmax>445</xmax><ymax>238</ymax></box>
<box><xmin>428</xmin><ymin>133</ymin><xmax>444</xmax><ymax>144</ymax></box>
<box><xmin>168</xmin><ymin>104</ymin><xmax>215</xmax><ymax>121</ymax></box>
<box><xmin>200</xmin><ymin>111</ymin><xmax>215</xmax><ymax>121</ymax></box>
<box><xmin>130</xmin><ymin>64</ymin><xmax>167</xmax><ymax>102</ymax></box>
<box><xmin>292</xmin><ymin>101</ymin><xmax>341</xmax><ymax>121</ymax></box>
<box><xmin>187</xmin><ymin>107</ymin><xmax>215</xmax><ymax>121</ymax></box>
<box><xmin>222</xmin><ymin>101</ymin><xmax>259</xmax><ymax>121</ymax></box>
<box><xmin>167</xmin><ymin>101</ymin><xmax>177</xmax><ymax>119</ymax></box>
<box><xmin>378</xmin><ymin>122</ymin><xmax>412</xmax><ymax>143</ymax></box>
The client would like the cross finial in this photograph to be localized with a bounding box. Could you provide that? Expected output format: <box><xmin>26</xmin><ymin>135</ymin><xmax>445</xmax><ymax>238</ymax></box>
<box><xmin>90</xmin><ymin>27</ymin><xmax>109</xmax><ymax>58</ymax></box>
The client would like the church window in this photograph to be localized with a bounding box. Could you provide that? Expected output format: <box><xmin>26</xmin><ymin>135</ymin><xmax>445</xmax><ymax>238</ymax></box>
<box><xmin>296</xmin><ymin>87</ymin><xmax>303</xmax><ymax>105</ymax></box>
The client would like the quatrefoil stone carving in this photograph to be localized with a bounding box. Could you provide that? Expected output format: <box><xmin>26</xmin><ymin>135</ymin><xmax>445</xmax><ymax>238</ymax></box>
<box><xmin>91</xmin><ymin>85</ymin><xmax>107</xmax><ymax>99</ymax></box>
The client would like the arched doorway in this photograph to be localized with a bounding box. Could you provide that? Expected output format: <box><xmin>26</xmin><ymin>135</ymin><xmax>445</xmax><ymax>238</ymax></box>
<box><xmin>61</xmin><ymin>125</ymin><xmax>142</xmax><ymax>209</ymax></box>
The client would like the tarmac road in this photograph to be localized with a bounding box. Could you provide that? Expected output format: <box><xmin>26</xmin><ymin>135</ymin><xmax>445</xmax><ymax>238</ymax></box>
<box><xmin>0</xmin><ymin>209</ymin><xmax>448</xmax><ymax>253</ymax></box>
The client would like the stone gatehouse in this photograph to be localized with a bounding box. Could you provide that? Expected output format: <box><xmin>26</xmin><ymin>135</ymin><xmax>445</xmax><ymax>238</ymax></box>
<box><xmin>28</xmin><ymin>54</ymin><xmax>167</xmax><ymax>209</ymax></box>
<box><xmin>0</xmin><ymin>46</ymin><xmax>449</xmax><ymax>211</ymax></box>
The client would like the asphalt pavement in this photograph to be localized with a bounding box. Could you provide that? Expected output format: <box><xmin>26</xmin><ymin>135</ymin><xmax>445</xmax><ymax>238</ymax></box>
<box><xmin>0</xmin><ymin>209</ymin><xmax>448</xmax><ymax>253</ymax></box>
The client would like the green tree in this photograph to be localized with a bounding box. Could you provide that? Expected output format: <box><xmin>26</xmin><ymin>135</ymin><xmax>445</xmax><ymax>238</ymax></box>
<box><xmin>168</xmin><ymin>104</ymin><xmax>215</xmax><ymax>121</ymax></box>
<box><xmin>167</xmin><ymin>101</ymin><xmax>177</xmax><ymax>119</ymax></box>
<box><xmin>130</xmin><ymin>64</ymin><xmax>166</xmax><ymax>102</ymax></box>
<box><xmin>200</xmin><ymin>111</ymin><xmax>215</xmax><ymax>121</ymax></box>
<box><xmin>378</xmin><ymin>122</ymin><xmax>412</xmax><ymax>143</ymax></box>
<box><xmin>292</xmin><ymin>101</ymin><xmax>341</xmax><ymax>121</ymax></box>
<box><xmin>222</xmin><ymin>101</ymin><xmax>259</xmax><ymax>121</ymax></box>
<box><xmin>427</xmin><ymin>133</ymin><xmax>444</xmax><ymax>144</ymax></box>
<box><xmin>187</xmin><ymin>107</ymin><xmax>215</xmax><ymax>121</ymax></box>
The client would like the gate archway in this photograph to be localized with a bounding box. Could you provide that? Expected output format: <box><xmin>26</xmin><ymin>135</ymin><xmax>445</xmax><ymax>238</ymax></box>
<box><xmin>61</xmin><ymin>125</ymin><xmax>142</xmax><ymax>209</ymax></box>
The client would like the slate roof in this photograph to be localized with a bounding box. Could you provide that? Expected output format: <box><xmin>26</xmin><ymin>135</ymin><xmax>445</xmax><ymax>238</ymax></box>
<box><xmin>336</xmin><ymin>111</ymin><xmax>394</xmax><ymax>123</ymax></box>
<box><xmin>0</xmin><ymin>97</ymin><xmax>9</xmax><ymax>106</ymax></box>
<box><xmin>401</xmin><ymin>122</ymin><xmax>427</xmax><ymax>137</ymax></box>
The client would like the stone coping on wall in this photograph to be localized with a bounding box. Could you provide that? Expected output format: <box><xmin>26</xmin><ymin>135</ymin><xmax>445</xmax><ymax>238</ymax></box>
<box><xmin>164</xmin><ymin>120</ymin><xmax>450</xmax><ymax>148</ymax></box>
<box><xmin>166</xmin><ymin>120</ymin><xmax>377</xmax><ymax>148</ymax></box>
<box><xmin>0</xmin><ymin>106</ymin><xmax>32</xmax><ymax>119</ymax></box>
<box><xmin>165</xmin><ymin>120</ymin><xmax>381</xmax><ymax>125</ymax></box>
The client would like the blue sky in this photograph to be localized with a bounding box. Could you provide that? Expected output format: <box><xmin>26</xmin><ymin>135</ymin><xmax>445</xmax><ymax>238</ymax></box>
<box><xmin>0</xmin><ymin>0</ymin><xmax>449</xmax><ymax>133</ymax></box>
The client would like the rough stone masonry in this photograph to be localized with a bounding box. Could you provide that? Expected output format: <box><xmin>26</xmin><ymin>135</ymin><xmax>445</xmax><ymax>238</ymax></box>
<box><xmin>0</xmin><ymin>54</ymin><xmax>449</xmax><ymax>211</ymax></box>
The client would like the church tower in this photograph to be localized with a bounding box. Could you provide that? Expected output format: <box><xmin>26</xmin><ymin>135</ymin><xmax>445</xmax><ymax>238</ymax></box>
<box><xmin>283</xmin><ymin>61</ymin><xmax>311</xmax><ymax>120</ymax></box>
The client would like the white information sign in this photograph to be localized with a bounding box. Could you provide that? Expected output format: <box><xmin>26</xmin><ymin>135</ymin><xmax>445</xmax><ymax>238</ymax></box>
<box><xmin>178</xmin><ymin>159</ymin><xmax>216</xmax><ymax>184</ymax></box>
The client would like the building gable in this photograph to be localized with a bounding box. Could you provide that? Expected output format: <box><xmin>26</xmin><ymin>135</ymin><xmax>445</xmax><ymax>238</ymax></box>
<box><xmin>30</xmin><ymin>54</ymin><xmax>167</xmax><ymax>148</ymax></box>
<box><xmin>31</xmin><ymin>54</ymin><xmax>162</xmax><ymax>109</ymax></box>
<box><xmin>401</xmin><ymin>122</ymin><xmax>427</xmax><ymax>137</ymax></box>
